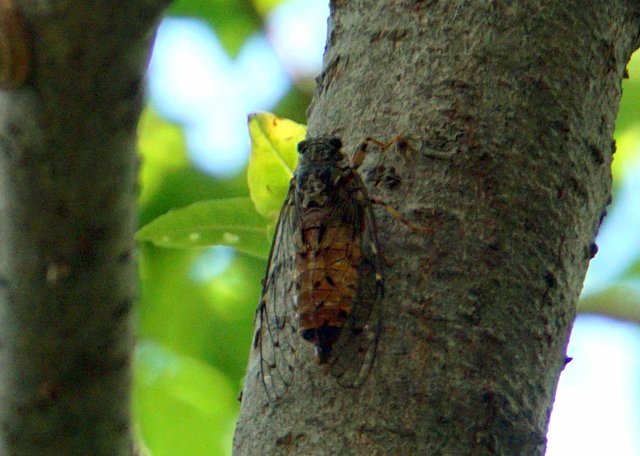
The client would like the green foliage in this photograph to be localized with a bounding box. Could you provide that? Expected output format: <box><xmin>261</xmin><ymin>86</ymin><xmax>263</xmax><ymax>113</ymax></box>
<box><xmin>136</xmin><ymin>197</ymin><xmax>271</xmax><ymax>258</ymax></box>
<box><xmin>135</xmin><ymin>106</ymin><xmax>304</xmax><ymax>454</ymax></box>
<box><xmin>612</xmin><ymin>127</ymin><xmax>640</xmax><ymax>185</ymax></box>
<box><xmin>612</xmin><ymin>52</ymin><xmax>640</xmax><ymax>184</ymax></box>
<box><xmin>167</xmin><ymin>0</ymin><xmax>290</xmax><ymax>56</ymax></box>
<box><xmin>137</xmin><ymin>109</ymin><xmax>248</xmax><ymax>227</ymax></box>
<box><xmin>133</xmin><ymin>341</ymin><xmax>237</xmax><ymax>456</ymax></box>
<box><xmin>168</xmin><ymin>0</ymin><xmax>261</xmax><ymax>56</ymax></box>
<box><xmin>135</xmin><ymin>2</ymin><xmax>317</xmax><ymax>453</ymax></box>
<box><xmin>272</xmin><ymin>84</ymin><xmax>314</xmax><ymax>124</ymax></box>
<box><xmin>576</xmin><ymin>51</ymin><xmax>640</xmax><ymax>322</ymax></box>
<box><xmin>614</xmin><ymin>53</ymin><xmax>640</xmax><ymax>135</ymax></box>
<box><xmin>137</xmin><ymin>245</ymin><xmax>261</xmax><ymax>368</ymax></box>
<box><xmin>578</xmin><ymin>285</ymin><xmax>640</xmax><ymax>324</ymax></box>
<box><xmin>137</xmin><ymin>111</ymin><xmax>305</xmax><ymax>255</ymax></box>
<box><xmin>252</xmin><ymin>0</ymin><xmax>286</xmax><ymax>16</ymax></box>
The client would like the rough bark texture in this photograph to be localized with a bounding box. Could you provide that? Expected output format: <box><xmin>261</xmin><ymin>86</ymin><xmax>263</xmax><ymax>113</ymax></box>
<box><xmin>235</xmin><ymin>1</ymin><xmax>640</xmax><ymax>455</ymax></box>
<box><xmin>0</xmin><ymin>1</ymin><xmax>166</xmax><ymax>454</ymax></box>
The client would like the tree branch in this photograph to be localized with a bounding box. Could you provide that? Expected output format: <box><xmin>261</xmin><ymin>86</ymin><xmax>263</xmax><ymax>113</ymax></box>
<box><xmin>0</xmin><ymin>1</ymin><xmax>167</xmax><ymax>454</ymax></box>
<box><xmin>235</xmin><ymin>1</ymin><xmax>640</xmax><ymax>454</ymax></box>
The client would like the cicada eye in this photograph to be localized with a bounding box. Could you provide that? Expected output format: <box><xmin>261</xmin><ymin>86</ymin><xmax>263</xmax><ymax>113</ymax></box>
<box><xmin>297</xmin><ymin>140</ymin><xmax>308</xmax><ymax>154</ymax></box>
<box><xmin>328</xmin><ymin>137</ymin><xmax>342</xmax><ymax>150</ymax></box>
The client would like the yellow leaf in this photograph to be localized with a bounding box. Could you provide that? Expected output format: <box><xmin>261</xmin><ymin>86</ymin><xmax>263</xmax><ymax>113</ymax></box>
<box><xmin>247</xmin><ymin>112</ymin><xmax>306</xmax><ymax>218</ymax></box>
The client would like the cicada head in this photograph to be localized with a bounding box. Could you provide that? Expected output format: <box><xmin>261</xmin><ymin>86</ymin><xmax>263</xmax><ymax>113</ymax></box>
<box><xmin>295</xmin><ymin>136</ymin><xmax>350</xmax><ymax>210</ymax></box>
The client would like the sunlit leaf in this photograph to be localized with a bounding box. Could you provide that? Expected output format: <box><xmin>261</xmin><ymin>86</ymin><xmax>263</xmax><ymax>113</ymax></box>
<box><xmin>136</xmin><ymin>196</ymin><xmax>270</xmax><ymax>258</ymax></box>
<box><xmin>168</xmin><ymin>0</ymin><xmax>261</xmax><ymax>56</ymax></box>
<box><xmin>246</xmin><ymin>112</ymin><xmax>306</xmax><ymax>218</ymax></box>
<box><xmin>134</xmin><ymin>341</ymin><xmax>237</xmax><ymax>456</ymax></box>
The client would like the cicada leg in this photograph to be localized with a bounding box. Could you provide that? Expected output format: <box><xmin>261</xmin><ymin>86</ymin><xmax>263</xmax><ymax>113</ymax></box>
<box><xmin>352</xmin><ymin>135</ymin><xmax>414</xmax><ymax>169</ymax></box>
<box><xmin>352</xmin><ymin>136</ymin><xmax>432</xmax><ymax>234</ymax></box>
<box><xmin>354</xmin><ymin>134</ymin><xmax>457</xmax><ymax>166</ymax></box>
<box><xmin>368</xmin><ymin>195</ymin><xmax>432</xmax><ymax>234</ymax></box>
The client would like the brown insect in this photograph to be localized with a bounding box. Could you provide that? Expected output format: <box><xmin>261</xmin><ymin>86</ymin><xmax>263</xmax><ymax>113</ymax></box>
<box><xmin>253</xmin><ymin>136</ymin><xmax>384</xmax><ymax>401</ymax></box>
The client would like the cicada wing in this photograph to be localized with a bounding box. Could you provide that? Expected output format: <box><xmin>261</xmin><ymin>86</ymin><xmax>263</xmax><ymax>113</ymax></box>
<box><xmin>254</xmin><ymin>186</ymin><xmax>300</xmax><ymax>401</ymax></box>
<box><xmin>327</xmin><ymin>181</ymin><xmax>383</xmax><ymax>388</ymax></box>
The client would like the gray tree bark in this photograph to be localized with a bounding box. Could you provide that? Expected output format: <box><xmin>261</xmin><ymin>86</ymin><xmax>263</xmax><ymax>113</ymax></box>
<box><xmin>0</xmin><ymin>1</ymin><xmax>167</xmax><ymax>454</ymax></box>
<box><xmin>235</xmin><ymin>1</ymin><xmax>640</xmax><ymax>454</ymax></box>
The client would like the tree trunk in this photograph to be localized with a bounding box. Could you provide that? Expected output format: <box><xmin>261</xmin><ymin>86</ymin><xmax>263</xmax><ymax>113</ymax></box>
<box><xmin>234</xmin><ymin>1</ymin><xmax>640</xmax><ymax>454</ymax></box>
<box><xmin>0</xmin><ymin>1</ymin><xmax>166</xmax><ymax>454</ymax></box>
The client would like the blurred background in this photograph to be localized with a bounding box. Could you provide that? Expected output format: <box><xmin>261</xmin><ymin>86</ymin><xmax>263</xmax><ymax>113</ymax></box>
<box><xmin>134</xmin><ymin>1</ymin><xmax>640</xmax><ymax>454</ymax></box>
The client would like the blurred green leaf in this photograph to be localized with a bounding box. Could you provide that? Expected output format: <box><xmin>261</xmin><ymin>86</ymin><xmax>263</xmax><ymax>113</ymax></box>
<box><xmin>611</xmin><ymin>127</ymin><xmax>640</xmax><ymax>184</ymax></box>
<box><xmin>168</xmin><ymin>0</ymin><xmax>262</xmax><ymax>56</ymax></box>
<box><xmin>136</xmin><ymin>197</ymin><xmax>270</xmax><ymax>258</ymax></box>
<box><xmin>614</xmin><ymin>50</ymin><xmax>640</xmax><ymax>135</ymax></box>
<box><xmin>612</xmin><ymin>51</ymin><xmax>640</xmax><ymax>185</ymax></box>
<box><xmin>252</xmin><ymin>0</ymin><xmax>290</xmax><ymax>15</ymax></box>
<box><xmin>137</xmin><ymin>109</ymin><xmax>248</xmax><ymax>227</ymax></box>
<box><xmin>138</xmin><ymin>109</ymin><xmax>190</xmax><ymax>207</ymax></box>
<box><xmin>621</xmin><ymin>258</ymin><xmax>640</xmax><ymax>280</ymax></box>
<box><xmin>579</xmin><ymin>284</ymin><xmax>640</xmax><ymax>324</ymax></box>
<box><xmin>272</xmin><ymin>83</ymin><xmax>314</xmax><ymax>124</ymax></box>
<box><xmin>247</xmin><ymin>112</ymin><xmax>306</xmax><ymax>218</ymax></box>
<box><xmin>138</xmin><ymin>247</ymin><xmax>214</xmax><ymax>357</ymax></box>
<box><xmin>200</xmin><ymin>253</ymin><xmax>263</xmax><ymax>377</ymax></box>
<box><xmin>138</xmin><ymin>245</ymin><xmax>261</xmax><ymax>384</ymax></box>
<box><xmin>134</xmin><ymin>341</ymin><xmax>237</xmax><ymax>456</ymax></box>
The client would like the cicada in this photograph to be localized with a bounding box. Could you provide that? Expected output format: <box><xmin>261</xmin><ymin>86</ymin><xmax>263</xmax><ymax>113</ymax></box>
<box><xmin>253</xmin><ymin>136</ymin><xmax>384</xmax><ymax>401</ymax></box>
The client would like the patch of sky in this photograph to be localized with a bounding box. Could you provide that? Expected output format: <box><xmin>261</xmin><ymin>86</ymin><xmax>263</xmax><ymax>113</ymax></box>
<box><xmin>547</xmin><ymin>315</ymin><xmax>640</xmax><ymax>456</ymax></box>
<box><xmin>190</xmin><ymin>246</ymin><xmax>236</xmax><ymax>283</ymax></box>
<box><xmin>147</xmin><ymin>18</ymin><xmax>291</xmax><ymax>177</ymax></box>
<box><xmin>266</xmin><ymin>0</ymin><xmax>329</xmax><ymax>78</ymax></box>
